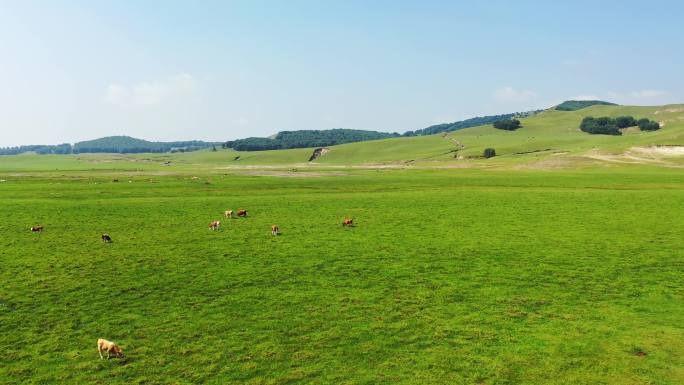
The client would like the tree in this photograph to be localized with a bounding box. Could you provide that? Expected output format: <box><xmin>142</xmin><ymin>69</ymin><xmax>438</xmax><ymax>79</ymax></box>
<box><xmin>212</xmin><ymin>145</ymin><xmax>217</xmax><ymax>152</ymax></box>
<box><xmin>483</xmin><ymin>148</ymin><xmax>496</xmax><ymax>158</ymax></box>
<box><xmin>638</xmin><ymin>118</ymin><xmax>660</xmax><ymax>131</ymax></box>
<box><xmin>615</xmin><ymin>116</ymin><xmax>637</xmax><ymax>128</ymax></box>
<box><xmin>493</xmin><ymin>119</ymin><xmax>522</xmax><ymax>131</ymax></box>
<box><xmin>579</xmin><ymin>116</ymin><xmax>621</xmax><ymax>135</ymax></box>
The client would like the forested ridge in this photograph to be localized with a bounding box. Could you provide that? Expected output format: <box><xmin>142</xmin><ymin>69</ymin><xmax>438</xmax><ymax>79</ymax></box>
<box><xmin>223</xmin><ymin>129</ymin><xmax>400</xmax><ymax>151</ymax></box>
<box><xmin>556</xmin><ymin>100</ymin><xmax>616</xmax><ymax>111</ymax></box>
<box><xmin>0</xmin><ymin>136</ymin><xmax>218</xmax><ymax>155</ymax></box>
<box><xmin>224</xmin><ymin>110</ymin><xmax>542</xmax><ymax>151</ymax></box>
<box><xmin>404</xmin><ymin>110</ymin><xmax>540</xmax><ymax>137</ymax></box>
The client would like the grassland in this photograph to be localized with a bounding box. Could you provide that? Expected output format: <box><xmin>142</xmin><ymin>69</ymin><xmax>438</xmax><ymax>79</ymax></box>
<box><xmin>1</xmin><ymin>165</ymin><xmax>683</xmax><ymax>384</ymax></box>
<box><xmin>1</xmin><ymin>104</ymin><xmax>683</xmax><ymax>384</ymax></box>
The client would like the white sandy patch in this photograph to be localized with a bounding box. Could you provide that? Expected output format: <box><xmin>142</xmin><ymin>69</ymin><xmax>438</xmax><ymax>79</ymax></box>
<box><xmin>630</xmin><ymin>145</ymin><xmax>684</xmax><ymax>157</ymax></box>
<box><xmin>655</xmin><ymin>108</ymin><xmax>684</xmax><ymax>114</ymax></box>
<box><xmin>583</xmin><ymin>146</ymin><xmax>684</xmax><ymax>168</ymax></box>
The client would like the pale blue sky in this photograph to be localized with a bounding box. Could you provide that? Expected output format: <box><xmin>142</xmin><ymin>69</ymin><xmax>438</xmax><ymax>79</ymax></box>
<box><xmin>1</xmin><ymin>0</ymin><xmax>682</xmax><ymax>145</ymax></box>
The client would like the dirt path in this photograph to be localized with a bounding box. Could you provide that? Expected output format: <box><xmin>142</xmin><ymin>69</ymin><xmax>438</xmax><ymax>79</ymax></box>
<box><xmin>441</xmin><ymin>133</ymin><xmax>465</xmax><ymax>158</ymax></box>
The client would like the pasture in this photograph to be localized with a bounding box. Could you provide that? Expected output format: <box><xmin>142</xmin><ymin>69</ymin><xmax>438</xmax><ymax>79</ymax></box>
<box><xmin>1</xmin><ymin>167</ymin><xmax>683</xmax><ymax>384</ymax></box>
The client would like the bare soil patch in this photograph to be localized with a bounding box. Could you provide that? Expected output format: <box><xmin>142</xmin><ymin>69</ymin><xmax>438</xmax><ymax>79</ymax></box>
<box><xmin>655</xmin><ymin>107</ymin><xmax>684</xmax><ymax>114</ymax></box>
<box><xmin>583</xmin><ymin>146</ymin><xmax>684</xmax><ymax>168</ymax></box>
<box><xmin>631</xmin><ymin>145</ymin><xmax>684</xmax><ymax>157</ymax></box>
<box><xmin>308</xmin><ymin>147</ymin><xmax>330</xmax><ymax>162</ymax></box>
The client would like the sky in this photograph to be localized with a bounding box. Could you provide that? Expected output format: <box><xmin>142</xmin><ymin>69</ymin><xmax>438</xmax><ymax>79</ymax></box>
<box><xmin>1</xmin><ymin>0</ymin><xmax>683</xmax><ymax>146</ymax></box>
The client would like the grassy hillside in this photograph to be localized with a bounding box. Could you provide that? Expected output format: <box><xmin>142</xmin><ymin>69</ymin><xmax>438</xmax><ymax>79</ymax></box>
<box><xmin>222</xmin><ymin>103</ymin><xmax>683</xmax><ymax>167</ymax></box>
<box><xmin>0</xmin><ymin>104</ymin><xmax>682</xmax><ymax>172</ymax></box>
<box><xmin>445</xmin><ymin>104</ymin><xmax>684</xmax><ymax>162</ymax></box>
<box><xmin>403</xmin><ymin>110</ymin><xmax>541</xmax><ymax>136</ymax></box>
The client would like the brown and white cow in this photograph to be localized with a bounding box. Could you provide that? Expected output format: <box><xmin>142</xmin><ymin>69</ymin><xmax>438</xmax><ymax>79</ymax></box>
<box><xmin>271</xmin><ymin>224</ymin><xmax>279</xmax><ymax>236</ymax></box>
<box><xmin>224</xmin><ymin>210</ymin><xmax>234</xmax><ymax>218</ymax></box>
<box><xmin>209</xmin><ymin>220</ymin><xmax>221</xmax><ymax>230</ymax></box>
<box><xmin>97</xmin><ymin>338</ymin><xmax>125</xmax><ymax>359</ymax></box>
<box><xmin>101</xmin><ymin>234</ymin><xmax>113</xmax><ymax>243</ymax></box>
<box><xmin>237</xmin><ymin>209</ymin><xmax>248</xmax><ymax>217</ymax></box>
<box><xmin>342</xmin><ymin>218</ymin><xmax>354</xmax><ymax>227</ymax></box>
<box><xmin>30</xmin><ymin>225</ymin><xmax>44</xmax><ymax>232</ymax></box>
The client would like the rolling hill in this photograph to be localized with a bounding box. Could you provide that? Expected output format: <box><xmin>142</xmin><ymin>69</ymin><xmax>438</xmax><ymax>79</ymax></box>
<box><xmin>72</xmin><ymin>136</ymin><xmax>218</xmax><ymax>154</ymax></box>
<box><xmin>555</xmin><ymin>100</ymin><xmax>617</xmax><ymax>111</ymax></box>
<box><xmin>189</xmin><ymin>103</ymin><xmax>684</xmax><ymax>168</ymax></box>
<box><xmin>221</xmin><ymin>111</ymin><xmax>545</xmax><ymax>152</ymax></box>
<box><xmin>404</xmin><ymin>109</ymin><xmax>542</xmax><ymax>136</ymax></box>
<box><xmin>0</xmin><ymin>104</ymin><xmax>682</xmax><ymax>171</ymax></box>
<box><xmin>0</xmin><ymin>136</ymin><xmax>219</xmax><ymax>155</ymax></box>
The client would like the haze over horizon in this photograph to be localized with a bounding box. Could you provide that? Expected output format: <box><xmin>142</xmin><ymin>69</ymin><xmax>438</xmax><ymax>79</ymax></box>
<box><xmin>1</xmin><ymin>0</ymin><xmax>683</xmax><ymax>147</ymax></box>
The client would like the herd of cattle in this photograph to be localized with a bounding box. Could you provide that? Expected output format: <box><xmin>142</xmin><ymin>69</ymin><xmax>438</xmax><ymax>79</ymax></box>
<box><xmin>208</xmin><ymin>208</ymin><xmax>249</xmax><ymax>231</ymax></box>
<box><xmin>29</xmin><ymin>209</ymin><xmax>355</xmax><ymax>359</ymax></box>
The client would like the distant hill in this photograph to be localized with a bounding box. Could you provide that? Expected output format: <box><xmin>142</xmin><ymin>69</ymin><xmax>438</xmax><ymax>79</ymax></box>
<box><xmin>0</xmin><ymin>136</ymin><xmax>219</xmax><ymax>155</ymax></box>
<box><xmin>405</xmin><ymin>110</ymin><xmax>542</xmax><ymax>137</ymax></box>
<box><xmin>0</xmin><ymin>144</ymin><xmax>73</xmax><ymax>156</ymax></box>
<box><xmin>555</xmin><ymin>100</ymin><xmax>617</xmax><ymax>111</ymax></box>
<box><xmin>72</xmin><ymin>136</ymin><xmax>218</xmax><ymax>154</ymax></box>
<box><xmin>224</xmin><ymin>112</ymin><xmax>548</xmax><ymax>152</ymax></box>
<box><xmin>223</xmin><ymin>129</ymin><xmax>400</xmax><ymax>151</ymax></box>
<box><xmin>211</xmin><ymin>103</ymin><xmax>684</xmax><ymax>166</ymax></box>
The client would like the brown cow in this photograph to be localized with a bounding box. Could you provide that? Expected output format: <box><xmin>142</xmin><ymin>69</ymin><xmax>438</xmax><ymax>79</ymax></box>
<box><xmin>97</xmin><ymin>338</ymin><xmax>125</xmax><ymax>359</ymax></box>
<box><xmin>101</xmin><ymin>234</ymin><xmax>113</xmax><ymax>243</ymax></box>
<box><xmin>237</xmin><ymin>209</ymin><xmax>248</xmax><ymax>217</ymax></box>
<box><xmin>342</xmin><ymin>218</ymin><xmax>354</xmax><ymax>227</ymax></box>
<box><xmin>224</xmin><ymin>210</ymin><xmax>233</xmax><ymax>218</ymax></box>
<box><xmin>209</xmin><ymin>220</ymin><xmax>221</xmax><ymax>230</ymax></box>
<box><xmin>271</xmin><ymin>224</ymin><xmax>279</xmax><ymax>236</ymax></box>
<box><xmin>30</xmin><ymin>225</ymin><xmax>44</xmax><ymax>232</ymax></box>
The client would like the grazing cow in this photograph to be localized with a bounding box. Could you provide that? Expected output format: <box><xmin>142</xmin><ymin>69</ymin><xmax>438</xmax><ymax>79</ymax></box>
<box><xmin>102</xmin><ymin>234</ymin><xmax>112</xmax><ymax>243</ymax></box>
<box><xmin>224</xmin><ymin>210</ymin><xmax>233</xmax><ymax>218</ymax></box>
<box><xmin>209</xmin><ymin>220</ymin><xmax>221</xmax><ymax>230</ymax></box>
<box><xmin>271</xmin><ymin>224</ymin><xmax>279</xmax><ymax>236</ymax></box>
<box><xmin>97</xmin><ymin>338</ymin><xmax>125</xmax><ymax>359</ymax></box>
<box><xmin>237</xmin><ymin>209</ymin><xmax>248</xmax><ymax>217</ymax></box>
<box><xmin>342</xmin><ymin>218</ymin><xmax>354</xmax><ymax>227</ymax></box>
<box><xmin>30</xmin><ymin>225</ymin><xmax>44</xmax><ymax>232</ymax></box>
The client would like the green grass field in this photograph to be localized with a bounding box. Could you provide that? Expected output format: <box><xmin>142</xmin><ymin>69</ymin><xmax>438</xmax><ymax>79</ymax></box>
<box><xmin>1</xmin><ymin>104</ymin><xmax>683</xmax><ymax>384</ymax></box>
<box><xmin>1</xmin><ymin>166</ymin><xmax>683</xmax><ymax>384</ymax></box>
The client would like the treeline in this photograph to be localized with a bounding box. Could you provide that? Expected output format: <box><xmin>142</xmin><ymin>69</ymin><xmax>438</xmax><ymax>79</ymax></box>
<box><xmin>556</xmin><ymin>100</ymin><xmax>617</xmax><ymax>111</ymax></box>
<box><xmin>223</xmin><ymin>129</ymin><xmax>400</xmax><ymax>151</ymax></box>
<box><xmin>0</xmin><ymin>144</ymin><xmax>73</xmax><ymax>155</ymax></box>
<box><xmin>404</xmin><ymin>110</ymin><xmax>540</xmax><ymax>137</ymax></box>
<box><xmin>580</xmin><ymin>116</ymin><xmax>661</xmax><ymax>135</ymax></box>
<box><xmin>0</xmin><ymin>136</ymin><xmax>218</xmax><ymax>155</ymax></box>
<box><xmin>493</xmin><ymin>118</ymin><xmax>522</xmax><ymax>131</ymax></box>
<box><xmin>73</xmin><ymin>136</ymin><xmax>216</xmax><ymax>154</ymax></box>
